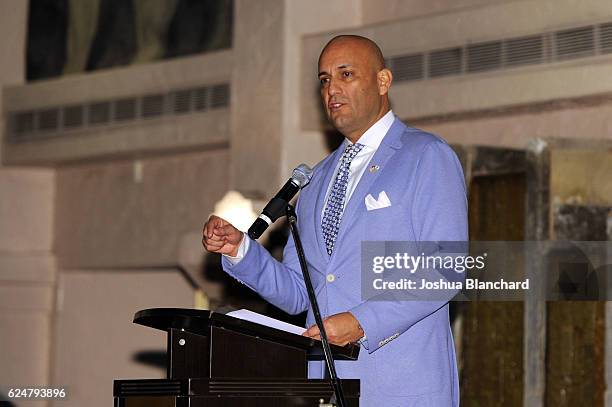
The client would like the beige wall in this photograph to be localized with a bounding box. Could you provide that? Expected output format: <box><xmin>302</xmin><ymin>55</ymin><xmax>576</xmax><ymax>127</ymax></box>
<box><xmin>55</xmin><ymin>149</ymin><xmax>229</xmax><ymax>269</ymax></box>
<box><xmin>51</xmin><ymin>270</ymin><xmax>193</xmax><ymax>407</ymax></box>
<box><xmin>47</xmin><ymin>99</ymin><xmax>230</xmax><ymax>407</ymax></box>
<box><xmin>281</xmin><ymin>0</ymin><xmax>362</xmax><ymax>177</ymax></box>
<box><xmin>417</xmin><ymin>100</ymin><xmax>612</xmax><ymax>149</ymax></box>
<box><xmin>302</xmin><ymin>0</ymin><xmax>612</xmax><ymax>142</ymax></box>
<box><xmin>229</xmin><ymin>0</ymin><xmax>285</xmax><ymax>197</ymax></box>
<box><xmin>361</xmin><ymin>0</ymin><xmax>514</xmax><ymax>25</ymax></box>
<box><xmin>230</xmin><ymin>0</ymin><xmax>363</xmax><ymax>194</ymax></box>
<box><xmin>0</xmin><ymin>169</ymin><xmax>54</xmax><ymax>251</ymax></box>
<box><xmin>0</xmin><ymin>255</ymin><xmax>55</xmax><ymax>405</ymax></box>
<box><xmin>3</xmin><ymin>50</ymin><xmax>232</xmax><ymax>165</ymax></box>
<box><xmin>0</xmin><ymin>2</ymin><xmax>56</xmax><ymax>404</ymax></box>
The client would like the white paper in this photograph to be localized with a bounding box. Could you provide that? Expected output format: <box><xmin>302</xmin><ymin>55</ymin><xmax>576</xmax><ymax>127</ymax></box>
<box><xmin>226</xmin><ymin>309</ymin><xmax>306</xmax><ymax>336</ymax></box>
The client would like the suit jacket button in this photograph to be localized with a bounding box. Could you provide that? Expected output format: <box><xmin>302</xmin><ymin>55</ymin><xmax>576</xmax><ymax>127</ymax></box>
<box><xmin>326</xmin><ymin>274</ymin><xmax>335</xmax><ymax>283</ymax></box>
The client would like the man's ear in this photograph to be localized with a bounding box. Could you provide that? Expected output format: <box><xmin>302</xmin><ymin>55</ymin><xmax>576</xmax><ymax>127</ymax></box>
<box><xmin>377</xmin><ymin>68</ymin><xmax>393</xmax><ymax>96</ymax></box>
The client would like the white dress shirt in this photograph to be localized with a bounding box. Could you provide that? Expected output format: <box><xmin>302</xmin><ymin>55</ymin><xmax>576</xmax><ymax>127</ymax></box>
<box><xmin>226</xmin><ymin>110</ymin><xmax>395</xmax><ymax>263</ymax></box>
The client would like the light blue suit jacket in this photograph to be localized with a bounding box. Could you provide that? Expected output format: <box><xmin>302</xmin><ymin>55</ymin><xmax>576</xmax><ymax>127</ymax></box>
<box><xmin>222</xmin><ymin>118</ymin><xmax>468</xmax><ymax>406</ymax></box>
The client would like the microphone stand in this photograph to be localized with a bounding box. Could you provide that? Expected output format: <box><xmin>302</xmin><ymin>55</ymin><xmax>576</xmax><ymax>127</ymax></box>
<box><xmin>286</xmin><ymin>204</ymin><xmax>347</xmax><ymax>407</ymax></box>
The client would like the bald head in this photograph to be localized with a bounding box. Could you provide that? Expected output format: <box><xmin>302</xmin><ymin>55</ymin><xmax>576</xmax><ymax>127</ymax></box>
<box><xmin>319</xmin><ymin>35</ymin><xmax>386</xmax><ymax>72</ymax></box>
<box><xmin>317</xmin><ymin>35</ymin><xmax>392</xmax><ymax>143</ymax></box>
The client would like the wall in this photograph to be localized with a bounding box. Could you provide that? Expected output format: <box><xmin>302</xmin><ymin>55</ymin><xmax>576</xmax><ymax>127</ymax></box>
<box><xmin>55</xmin><ymin>150</ymin><xmax>229</xmax><ymax>268</ymax></box>
<box><xmin>361</xmin><ymin>0</ymin><xmax>514</xmax><ymax>25</ymax></box>
<box><xmin>0</xmin><ymin>3</ymin><xmax>56</xmax><ymax>406</ymax></box>
<box><xmin>3</xmin><ymin>50</ymin><xmax>232</xmax><ymax>165</ymax></box>
<box><xmin>301</xmin><ymin>0</ymin><xmax>612</xmax><ymax>151</ymax></box>
<box><xmin>417</xmin><ymin>99</ymin><xmax>612</xmax><ymax>149</ymax></box>
<box><xmin>51</xmin><ymin>270</ymin><xmax>193</xmax><ymax>407</ymax></box>
<box><xmin>280</xmin><ymin>0</ymin><xmax>362</xmax><ymax>178</ymax></box>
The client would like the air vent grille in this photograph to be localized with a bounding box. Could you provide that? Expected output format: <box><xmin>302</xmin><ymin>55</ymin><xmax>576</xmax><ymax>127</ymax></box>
<box><xmin>114</xmin><ymin>98</ymin><xmax>137</xmax><ymax>121</ymax></box>
<box><xmin>210</xmin><ymin>84</ymin><xmax>230</xmax><ymax>108</ymax></box>
<box><xmin>63</xmin><ymin>105</ymin><xmax>84</xmax><ymax>128</ymax></box>
<box><xmin>467</xmin><ymin>41</ymin><xmax>502</xmax><ymax>73</ymax></box>
<box><xmin>173</xmin><ymin>90</ymin><xmax>191</xmax><ymax>114</ymax></box>
<box><xmin>89</xmin><ymin>102</ymin><xmax>111</xmax><ymax>125</ymax></box>
<box><xmin>142</xmin><ymin>94</ymin><xmax>165</xmax><ymax>118</ymax></box>
<box><xmin>193</xmin><ymin>87</ymin><xmax>209</xmax><ymax>111</ymax></box>
<box><xmin>429</xmin><ymin>47</ymin><xmax>463</xmax><ymax>78</ymax></box>
<box><xmin>386</xmin><ymin>20</ymin><xmax>612</xmax><ymax>84</ymax></box>
<box><xmin>554</xmin><ymin>26</ymin><xmax>595</xmax><ymax>60</ymax></box>
<box><xmin>38</xmin><ymin>109</ymin><xmax>59</xmax><ymax>132</ymax></box>
<box><xmin>8</xmin><ymin>82</ymin><xmax>230</xmax><ymax>143</ymax></box>
<box><xmin>599</xmin><ymin>23</ymin><xmax>612</xmax><ymax>54</ymax></box>
<box><xmin>388</xmin><ymin>53</ymin><xmax>423</xmax><ymax>82</ymax></box>
<box><xmin>14</xmin><ymin>112</ymin><xmax>35</xmax><ymax>135</ymax></box>
<box><xmin>504</xmin><ymin>35</ymin><xmax>544</xmax><ymax>67</ymax></box>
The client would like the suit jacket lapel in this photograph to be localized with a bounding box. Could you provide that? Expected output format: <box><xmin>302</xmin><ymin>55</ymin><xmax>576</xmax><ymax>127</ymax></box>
<box><xmin>332</xmin><ymin>119</ymin><xmax>405</xmax><ymax>255</ymax></box>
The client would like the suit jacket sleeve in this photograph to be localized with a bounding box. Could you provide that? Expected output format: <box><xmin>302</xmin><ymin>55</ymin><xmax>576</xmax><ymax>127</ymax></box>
<box><xmin>349</xmin><ymin>139</ymin><xmax>468</xmax><ymax>352</ymax></box>
<box><xmin>221</xmin><ymin>211</ymin><xmax>310</xmax><ymax>316</ymax></box>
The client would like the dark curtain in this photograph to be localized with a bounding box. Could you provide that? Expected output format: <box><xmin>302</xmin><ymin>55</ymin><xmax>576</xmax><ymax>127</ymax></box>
<box><xmin>165</xmin><ymin>0</ymin><xmax>233</xmax><ymax>58</ymax></box>
<box><xmin>26</xmin><ymin>0</ymin><xmax>68</xmax><ymax>81</ymax></box>
<box><xmin>85</xmin><ymin>0</ymin><xmax>137</xmax><ymax>71</ymax></box>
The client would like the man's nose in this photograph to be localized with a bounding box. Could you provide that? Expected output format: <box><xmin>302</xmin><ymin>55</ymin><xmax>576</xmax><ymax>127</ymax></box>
<box><xmin>327</xmin><ymin>78</ymin><xmax>341</xmax><ymax>96</ymax></box>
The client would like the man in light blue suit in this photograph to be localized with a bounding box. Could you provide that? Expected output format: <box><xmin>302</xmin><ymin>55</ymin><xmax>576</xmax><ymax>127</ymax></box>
<box><xmin>203</xmin><ymin>35</ymin><xmax>468</xmax><ymax>406</ymax></box>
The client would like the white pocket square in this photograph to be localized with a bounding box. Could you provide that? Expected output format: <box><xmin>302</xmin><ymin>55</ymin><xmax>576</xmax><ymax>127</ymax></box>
<box><xmin>365</xmin><ymin>191</ymin><xmax>392</xmax><ymax>211</ymax></box>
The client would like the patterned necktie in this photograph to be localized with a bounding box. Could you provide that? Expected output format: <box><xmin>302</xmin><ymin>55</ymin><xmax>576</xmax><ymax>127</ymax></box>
<box><xmin>322</xmin><ymin>142</ymin><xmax>364</xmax><ymax>255</ymax></box>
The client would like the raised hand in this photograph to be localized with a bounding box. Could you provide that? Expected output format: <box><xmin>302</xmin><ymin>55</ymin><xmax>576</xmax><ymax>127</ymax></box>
<box><xmin>202</xmin><ymin>215</ymin><xmax>244</xmax><ymax>257</ymax></box>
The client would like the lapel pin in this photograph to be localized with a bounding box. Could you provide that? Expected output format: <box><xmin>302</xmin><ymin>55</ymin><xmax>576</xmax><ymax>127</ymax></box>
<box><xmin>369</xmin><ymin>164</ymin><xmax>380</xmax><ymax>173</ymax></box>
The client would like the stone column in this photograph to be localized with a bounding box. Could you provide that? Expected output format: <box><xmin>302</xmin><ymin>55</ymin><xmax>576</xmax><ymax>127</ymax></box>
<box><xmin>0</xmin><ymin>0</ymin><xmax>56</xmax><ymax>403</ymax></box>
<box><xmin>230</xmin><ymin>0</ymin><xmax>285</xmax><ymax>199</ymax></box>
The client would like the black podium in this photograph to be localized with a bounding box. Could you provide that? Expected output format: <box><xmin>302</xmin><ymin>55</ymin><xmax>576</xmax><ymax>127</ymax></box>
<box><xmin>113</xmin><ymin>308</ymin><xmax>360</xmax><ymax>406</ymax></box>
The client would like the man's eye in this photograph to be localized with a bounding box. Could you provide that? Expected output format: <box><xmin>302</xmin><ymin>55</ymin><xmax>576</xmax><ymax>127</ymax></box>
<box><xmin>342</xmin><ymin>71</ymin><xmax>353</xmax><ymax>78</ymax></box>
<box><xmin>320</xmin><ymin>77</ymin><xmax>329</xmax><ymax>85</ymax></box>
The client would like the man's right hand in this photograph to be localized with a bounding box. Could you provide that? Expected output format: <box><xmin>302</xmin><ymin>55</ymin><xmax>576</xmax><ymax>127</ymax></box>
<box><xmin>202</xmin><ymin>215</ymin><xmax>244</xmax><ymax>257</ymax></box>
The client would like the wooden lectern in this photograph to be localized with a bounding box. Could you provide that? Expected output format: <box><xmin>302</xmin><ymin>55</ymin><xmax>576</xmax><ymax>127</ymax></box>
<box><xmin>113</xmin><ymin>308</ymin><xmax>360</xmax><ymax>406</ymax></box>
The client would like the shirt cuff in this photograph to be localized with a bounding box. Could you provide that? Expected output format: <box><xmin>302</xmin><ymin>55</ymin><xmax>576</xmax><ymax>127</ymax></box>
<box><xmin>223</xmin><ymin>233</ymin><xmax>248</xmax><ymax>265</ymax></box>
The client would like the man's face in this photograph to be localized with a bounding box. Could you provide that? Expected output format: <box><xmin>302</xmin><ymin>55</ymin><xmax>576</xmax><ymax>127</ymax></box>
<box><xmin>318</xmin><ymin>40</ymin><xmax>385</xmax><ymax>142</ymax></box>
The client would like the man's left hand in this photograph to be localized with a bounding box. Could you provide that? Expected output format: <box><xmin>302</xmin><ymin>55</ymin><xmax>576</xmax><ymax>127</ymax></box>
<box><xmin>302</xmin><ymin>312</ymin><xmax>364</xmax><ymax>346</ymax></box>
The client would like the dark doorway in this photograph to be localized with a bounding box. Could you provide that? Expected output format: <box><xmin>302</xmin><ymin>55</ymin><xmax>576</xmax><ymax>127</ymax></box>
<box><xmin>460</xmin><ymin>173</ymin><xmax>526</xmax><ymax>406</ymax></box>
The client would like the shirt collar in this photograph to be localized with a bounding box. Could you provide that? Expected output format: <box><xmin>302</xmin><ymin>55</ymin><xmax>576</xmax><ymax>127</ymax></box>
<box><xmin>347</xmin><ymin>110</ymin><xmax>395</xmax><ymax>149</ymax></box>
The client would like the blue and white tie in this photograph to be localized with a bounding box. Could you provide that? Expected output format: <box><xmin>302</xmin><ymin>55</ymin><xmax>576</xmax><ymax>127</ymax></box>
<box><xmin>322</xmin><ymin>142</ymin><xmax>364</xmax><ymax>255</ymax></box>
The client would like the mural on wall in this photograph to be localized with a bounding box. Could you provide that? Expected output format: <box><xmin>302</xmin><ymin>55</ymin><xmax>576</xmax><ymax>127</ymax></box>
<box><xmin>26</xmin><ymin>0</ymin><xmax>233</xmax><ymax>81</ymax></box>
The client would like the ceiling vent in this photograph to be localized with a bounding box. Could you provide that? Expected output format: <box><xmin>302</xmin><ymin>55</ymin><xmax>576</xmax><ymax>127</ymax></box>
<box><xmin>386</xmin><ymin>53</ymin><xmax>423</xmax><ymax>82</ymax></box>
<box><xmin>88</xmin><ymin>101</ymin><xmax>111</xmax><ymax>125</ymax></box>
<box><xmin>386</xmin><ymin>20</ymin><xmax>612</xmax><ymax>83</ymax></box>
<box><xmin>554</xmin><ymin>26</ymin><xmax>595</xmax><ymax>60</ymax></box>
<box><xmin>504</xmin><ymin>35</ymin><xmax>544</xmax><ymax>67</ymax></box>
<box><xmin>600</xmin><ymin>23</ymin><xmax>612</xmax><ymax>53</ymax></box>
<box><xmin>429</xmin><ymin>47</ymin><xmax>463</xmax><ymax>78</ymax></box>
<box><xmin>63</xmin><ymin>105</ymin><xmax>84</xmax><ymax>128</ymax></box>
<box><xmin>7</xmin><ymin>83</ymin><xmax>230</xmax><ymax>143</ymax></box>
<box><xmin>141</xmin><ymin>94</ymin><xmax>165</xmax><ymax>118</ymax></box>
<box><xmin>114</xmin><ymin>98</ymin><xmax>137</xmax><ymax>121</ymax></box>
<box><xmin>467</xmin><ymin>41</ymin><xmax>502</xmax><ymax>73</ymax></box>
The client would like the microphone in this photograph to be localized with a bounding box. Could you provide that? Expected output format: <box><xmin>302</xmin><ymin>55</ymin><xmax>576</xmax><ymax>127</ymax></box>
<box><xmin>248</xmin><ymin>164</ymin><xmax>313</xmax><ymax>239</ymax></box>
